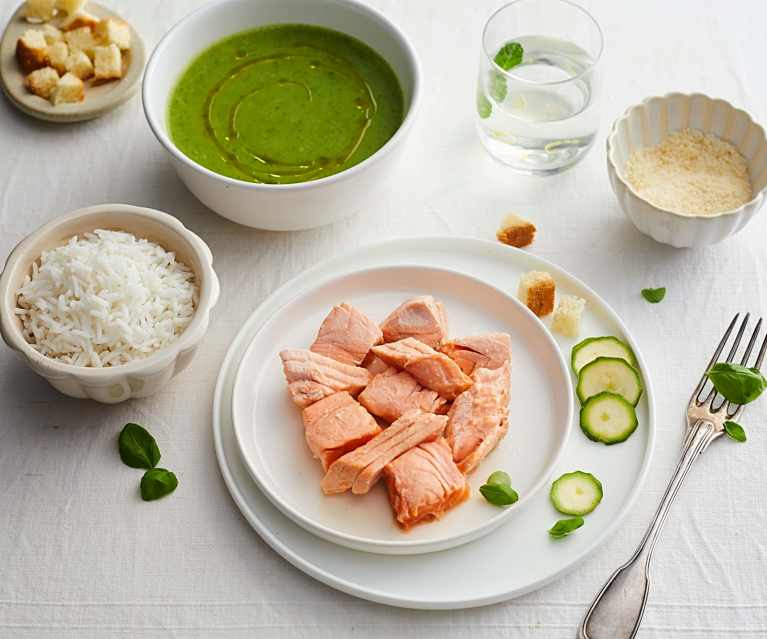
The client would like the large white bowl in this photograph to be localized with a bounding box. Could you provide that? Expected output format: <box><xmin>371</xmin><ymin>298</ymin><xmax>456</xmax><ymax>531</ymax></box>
<box><xmin>142</xmin><ymin>0</ymin><xmax>421</xmax><ymax>231</ymax></box>
<box><xmin>607</xmin><ymin>93</ymin><xmax>767</xmax><ymax>248</ymax></box>
<box><xmin>0</xmin><ymin>204</ymin><xmax>220</xmax><ymax>403</ymax></box>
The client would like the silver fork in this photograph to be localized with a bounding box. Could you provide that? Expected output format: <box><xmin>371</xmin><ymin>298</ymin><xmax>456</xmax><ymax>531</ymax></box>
<box><xmin>579</xmin><ymin>313</ymin><xmax>767</xmax><ymax>639</ymax></box>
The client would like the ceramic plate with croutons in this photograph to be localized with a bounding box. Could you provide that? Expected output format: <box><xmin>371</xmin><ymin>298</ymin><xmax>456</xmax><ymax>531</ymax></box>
<box><xmin>0</xmin><ymin>0</ymin><xmax>145</xmax><ymax>122</ymax></box>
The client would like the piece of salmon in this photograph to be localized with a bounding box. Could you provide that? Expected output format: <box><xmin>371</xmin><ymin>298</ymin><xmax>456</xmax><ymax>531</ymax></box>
<box><xmin>371</xmin><ymin>338</ymin><xmax>472</xmax><ymax>400</ymax></box>
<box><xmin>383</xmin><ymin>437</ymin><xmax>470</xmax><ymax>530</ymax></box>
<box><xmin>310</xmin><ymin>303</ymin><xmax>383</xmax><ymax>365</ymax></box>
<box><xmin>445</xmin><ymin>362</ymin><xmax>511</xmax><ymax>474</ymax></box>
<box><xmin>362</xmin><ymin>352</ymin><xmax>390</xmax><ymax>376</ymax></box>
<box><xmin>280</xmin><ymin>349</ymin><xmax>372</xmax><ymax>408</ymax></box>
<box><xmin>302</xmin><ymin>392</ymin><xmax>382</xmax><ymax>471</ymax></box>
<box><xmin>320</xmin><ymin>410</ymin><xmax>447</xmax><ymax>495</ymax></box>
<box><xmin>358</xmin><ymin>367</ymin><xmax>448</xmax><ymax>423</ymax></box>
<box><xmin>379</xmin><ymin>296</ymin><xmax>449</xmax><ymax>348</ymax></box>
<box><xmin>440</xmin><ymin>333</ymin><xmax>512</xmax><ymax>375</ymax></box>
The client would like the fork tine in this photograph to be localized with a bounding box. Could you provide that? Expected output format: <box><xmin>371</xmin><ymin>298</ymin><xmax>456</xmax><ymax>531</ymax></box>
<box><xmin>692</xmin><ymin>313</ymin><xmax>739</xmax><ymax>404</ymax></box>
<box><xmin>754</xmin><ymin>326</ymin><xmax>767</xmax><ymax>370</ymax></box>
<box><xmin>725</xmin><ymin>318</ymin><xmax>763</xmax><ymax>417</ymax></box>
<box><xmin>707</xmin><ymin>314</ymin><xmax>750</xmax><ymax>408</ymax></box>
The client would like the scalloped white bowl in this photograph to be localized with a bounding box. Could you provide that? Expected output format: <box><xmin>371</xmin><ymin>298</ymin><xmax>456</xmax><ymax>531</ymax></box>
<box><xmin>0</xmin><ymin>204</ymin><xmax>220</xmax><ymax>403</ymax></box>
<box><xmin>607</xmin><ymin>93</ymin><xmax>767</xmax><ymax>247</ymax></box>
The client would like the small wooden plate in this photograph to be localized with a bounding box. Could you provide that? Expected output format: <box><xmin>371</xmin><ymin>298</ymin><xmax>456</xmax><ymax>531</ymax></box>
<box><xmin>0</xmin><ymin>2</ymin><xmax>145</xmax><ymax>122</ymax></box>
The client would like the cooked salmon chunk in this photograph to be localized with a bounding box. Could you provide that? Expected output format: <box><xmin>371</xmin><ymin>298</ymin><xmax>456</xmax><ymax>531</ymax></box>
<box><xmin>280</xmin><ymin>349</ymin><xmax>372</xmax><ymax>408</ymax></box>
<box><xmin>310</xmin><ymin>303</ymin><xmax>383</xmax><ymax>365</ymax></box>
<box><xmin>440</xmin><ymin>333</ymin><xmax>511</xmax><ymax>375</ymax></box>
<box><xmin>384</xmin><ymin>438</ymin><xmax>469</xmax><ymax>529</ymax></box>
<box><xmin>379</xmin><ymin>296</ymin><xmax>448</xmax><ymax>348</ymax></box>
<box><xmin>445</xmin><ymin>362</ymin><xmax>511</xmax><ymax>474</ymax></box>
<box><xmin>358</xmin><ymin>367</ymin><xmax>448</xmax><ymax>423</ymax></box>
<box><xmin>362</xmin><ymin>352</ymin><xmax>390</xmax><ymax>376</ymax></box>
<box><xmin>372</xmin><ymin>338</ymin><xmax>472</xmax><ymax>400</ymax></box>
<box><xmin>302</xmin><ymin>392</ymin><xmax>382</xmax><ymax>471</ymax></box>
<box><xmin>321</xmin><ymin>410</ymin><xmax>447</xmax><ymax>495</ymax></box>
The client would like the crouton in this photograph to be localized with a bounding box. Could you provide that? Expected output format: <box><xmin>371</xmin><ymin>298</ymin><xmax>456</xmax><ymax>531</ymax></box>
<box><xmin>60</xmin><ymin>10</ymin><xmax>99</xmax><ymax>31</ymax></box>
<box><xmin>55</xmin><ymin>0</ymin><xmax>86</xmax><ymax>15</ymax></box>
<box><xmin>93</xmin><ymin>43</ymin><xmax>122</xmax><ymax>80</ymax></box>
<box><xmin>64</xmin><ymin>26</ymin><xmax>97</xmax><ymax>57</ymax></box>
<box><xmin>25</xmin><ymin>66</ymin><xmax>59</xmax><ymax>99</ymax></box>
<box><xmin>24</xmin><ymin>0</ymin><xmax>56</xmax><ymax>23</ymax></box>
<box><xmin>41</xmin><ymin>24</ymin><xmax>64</xmax><ymax>44</ymax></box>
<box><xmin>552</xmin><ymin>295</ymin><xmax>586</xmax><ymax>338</ymax></box>
<box><xmin>16</xmin><ymin>29</ymin><xmax>48</xmax><ymax>73</ymax></box>
<box><xmin>52</xmin><ymin>72</ymin><xmax>84</xmax><ymax>104</ymax></box>
<box><xmin>518</xmin><ymin>271</ymin><xmax>556</xmax><ymax>317</ymax></box>
<box><xmin>497</xmin><ymin>213</ymin><xmax>537</xmax><ymax>248</ymax></box>
<box><xmin>46</xmin><ymin>41</ymin><xmax>69</xmax><ymax>73</ymax></box>
<box><xmin>95</xmin><ymin>18</ymin><xmax>131</xmax><ymax>50</ymax></box>
<box><xmin>65</xmin><ymin>49</ymin><xmax>93</xmax><ymax>80</ymax></box>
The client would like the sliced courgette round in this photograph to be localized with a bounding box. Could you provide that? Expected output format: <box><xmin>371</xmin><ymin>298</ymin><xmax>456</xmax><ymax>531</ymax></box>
<box><xmin>550</xmin><ymin>471</ymin><xmax>603</xmax><ymax>516</ymax></box>
<box><xmin>577</xmin><ymin>357</ymin><xmax>643</xmax><ymax>405</ymax></box>
<box><xmin>571</xmin><ymin>336</ymin><xmax>637</xmax><ymax>375</ymax></box>
<box><xmin>580</xmin><ymin>391</ymin><xmax>639</xmax><ymax>445</ymax></box>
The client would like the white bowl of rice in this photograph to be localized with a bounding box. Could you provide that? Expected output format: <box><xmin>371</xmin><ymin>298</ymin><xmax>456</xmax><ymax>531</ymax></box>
<box><xmin>607</xmin><ymin>93</ymin><xmax>767</xmax><ymax>247</ymax></box>
<box><xmin>0</xmin><ymin>204</ymin><xmax>220</xmax><ymax>403</ymax></box>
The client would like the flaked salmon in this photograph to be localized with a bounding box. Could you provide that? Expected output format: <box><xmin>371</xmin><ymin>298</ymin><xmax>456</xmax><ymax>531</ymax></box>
<box><xmin>440</xmin><ymin>333</ymin><xmax>511</xmax><ymax>375</ymax></box>
<box><xmin>358</xmin><ymin>367</ymin><xmax>448</xmax><ymax>423</ymax></box>
<box><xmin>302</xmin><ymin>392</ymin><xmax>382</xmax><ymax>471</ymax></box>
<box><xmin>379</xmin><ymin>296</ymin><xmax>448</xmax><ymax>348</ymax></box>
<box><xmin>321</xmin><ymin>410</ymin><xmax>447</xmax><ymax>495</ymax></box>
<box><xmin>371</xmin><ymin>337</ymin><xmax>472</xmax><ymax>400</ymax></box>
<box><xmin>445</xmin><ymin>362</ymin><xmax>511</xmax><ymax>474</ymax></box>
<box><xmin>362</xmin><ymin>352</ymin><xmax>390</xmax><ymax>376</ymax></box>
<box><xmin>310</xmin><ymin>303</ymin><xmax>383</xmax><ymax>365</ymax></box>
<box><xmin>280</xmin><ymin>349</ymin><xmax>372</xmax><ymax>408</ymax></box>
<box><xmin>383</xmin><ymin>437</ymin><xmax>469</xmax><ymax>530</ymax></box>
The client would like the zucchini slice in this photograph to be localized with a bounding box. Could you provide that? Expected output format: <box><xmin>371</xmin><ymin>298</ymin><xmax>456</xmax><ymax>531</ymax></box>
<box><xmin>571</xmin><ymin>336</ymin><xmax>637</xmax><ymax>375</ymax></box>
<box><xmin>580</xmin><ymin>391</ymin><xmax>639</xmax><ymax>444</ymax></box>
<box><xmin>577</xmin><ymin>357</ymin><xmax>643</xmax><ymax>405</ymax></box>
<box><xmin>550</xmin><ymin>471</ymin><xmax>603</xmax><ymax>516</ymax></box>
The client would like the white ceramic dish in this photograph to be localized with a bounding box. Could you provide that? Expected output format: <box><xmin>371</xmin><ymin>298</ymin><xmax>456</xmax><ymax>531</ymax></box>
<box><xmin>232</xmin><ymin>264</ymin><xmax>573</xmax><ymax>555</ymax></box>
<box><xmin>214</xmin><ymin>236</ymin><xmax>655</xmax><ymax>607</ymax></box>
<box><xmin>607</xmin><ymin>93</ymin><xmax>767</xmax><ymax>248</ymax></box>
<box><xmin>142</xmin><ymin>0</ymin><xmax>421</xmax><ymax>231</ymax></box>
<box><xmin>0</xmin><ymin>204</ymin><xmax>220</xmax><ymax>403</ymax></box>
<box><xmin>0</xmin><ymin>2</ymin><xmax>145</xmax><ymax>123</ymax></box>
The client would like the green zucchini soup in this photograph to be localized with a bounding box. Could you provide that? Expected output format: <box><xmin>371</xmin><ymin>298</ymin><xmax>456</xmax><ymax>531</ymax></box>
<box><xmin>168</xmin><ymin>24</ymin><xmax>405</xmax><ymax>185</ymax></box>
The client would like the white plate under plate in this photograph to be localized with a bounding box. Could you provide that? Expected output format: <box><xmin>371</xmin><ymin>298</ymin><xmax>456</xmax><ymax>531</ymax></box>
<box><xmin>213</xmin><ymin>237</ymin><xmax>655</xmax><ymax>609</ymax></box>
<box><xmin>231</xmin><ymin>265</ymin><xmax>573</xmax><ymax>554</ymax></box>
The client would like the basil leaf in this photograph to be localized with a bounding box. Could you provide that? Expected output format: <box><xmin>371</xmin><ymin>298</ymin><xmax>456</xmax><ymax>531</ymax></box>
<box><xmin>480</xmin><ymin>482</ymin><xmax>519</xmax><ymax>506</ymax></box>
<box><xmin>707</xmin><ymin>363</ymin><xmax>767</xmax><ymax>404</ymax></box>
<box><xmin>486</xmin><ymin>470</ymin><xmax>512</xmax><ymax>487</ymax></box>
<box><xmin>477</xmin><ymin>91</ymin><xmax>492</xmax><ymax>119</ymax></box>
<box><xmin>494</xmin><ymin>42</ymin><xmax>524</xmax><ymax>70</ymax></box>
<box><xmin>140</xmin><ymin>468</ymin><xmax>178</xmax><ymax>501</ymax></box>
<box><xmin>723</xmin><ymin>421</ymin><xmax>747</xmax><ymax>442</ymax></box>
<box><xmin>548</xmin><ymin>516</ymin><xmax>584</xmax><ymax>538</ymax></box>
<box><xmin>488</xmin><ymin>70</ymin><xmax>507</xmax><ymax>103</ymax></box>
<box><xmin>641</xmin><ymin>287</ymin><xmax>666</xmax><ymax>303</ymax></box>
<box><xmin>119</xmin><ymin>423</ymin><xmax>161</xmax><ymax>470</ymax></box>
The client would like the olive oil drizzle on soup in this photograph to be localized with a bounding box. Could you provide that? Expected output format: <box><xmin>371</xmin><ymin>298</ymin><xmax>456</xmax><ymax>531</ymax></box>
<box><xmin>169</xmin><ymin>24</ymin><xmax>405</xmax><ymax>184</ymax></box>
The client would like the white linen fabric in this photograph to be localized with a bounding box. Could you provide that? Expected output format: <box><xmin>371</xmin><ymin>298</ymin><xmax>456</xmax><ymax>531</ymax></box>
<box><xmin>1</xmin><ymin>0</ymin><xmax>766</xmax><ymax>637</ymax></box>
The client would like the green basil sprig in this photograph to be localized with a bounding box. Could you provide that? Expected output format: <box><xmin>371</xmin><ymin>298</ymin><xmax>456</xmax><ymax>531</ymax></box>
<box><xmin>479</xmin><ymin>470</ymin><xmax>519</xmax><ymax>506</ymax></box>
<box><xmin>140</xmin><ymin>468</ymin><xmax>179</xmax><ymax>501</ymax></box>
<box><xmin>548</xmin><ymin>517</ymin><xmax>584</xmax><ymax>538</ymax></box>
<box><xmin>494</xmin><ymin>42</ymin><xmax>524</xmax><ymax>70</ymax></box>
<box><xmin>641</xmin><ymin>287</ymin><xmax>666</xmax><ymax>304</ymax></box>
<box><xmin>707</xmin><ymin>362</ymin><xmax>767</xmax><ymax>404</ymax></box>
<box><xmin>723</xmin><ymin>421</ymin><xmax>747</xmax><ymax>442</ymax></box>
<box><xmin>119</xmin><ymin>423</ymin><xmax>161</xmax><ymax>470</ymax></box>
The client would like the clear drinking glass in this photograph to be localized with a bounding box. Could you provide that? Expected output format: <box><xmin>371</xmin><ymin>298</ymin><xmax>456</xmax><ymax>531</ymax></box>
<box><xmin>476</xmin><ymin>0</ymin><xmax>603</xmax><ymax>175</ymax></box>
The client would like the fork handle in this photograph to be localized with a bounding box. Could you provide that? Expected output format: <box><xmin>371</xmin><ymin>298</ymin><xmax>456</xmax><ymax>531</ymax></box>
<box><xmin>578</xmin><ymin>419</ymin><xmax>718</xmax><ymax>639</ymax></box>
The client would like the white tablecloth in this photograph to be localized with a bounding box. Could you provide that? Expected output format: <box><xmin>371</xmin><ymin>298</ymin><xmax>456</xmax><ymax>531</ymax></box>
<box><xmin>1</xmin><ymin>0</ymin><xmax>766</xmax><ymax>637</ymax></box>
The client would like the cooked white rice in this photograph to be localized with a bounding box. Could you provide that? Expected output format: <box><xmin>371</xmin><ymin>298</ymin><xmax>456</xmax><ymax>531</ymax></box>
<box><xmin>15</xmin><ymin>229</ymin><xmax>199</xmax><ymax>367</ymax></box>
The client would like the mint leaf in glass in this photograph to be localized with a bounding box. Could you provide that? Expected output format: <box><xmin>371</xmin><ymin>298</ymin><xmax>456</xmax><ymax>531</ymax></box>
<box><xmin>488</xmin><ymin>70</ymin><xmax>508</xmax><ymax>102</ymax></box>
<box><xmin>119</xmin><ymin>423</ymin><xmax>161</xmax><ymax>470</ymax></box>
<box><xmin>548</xmin><ymin>516</ymin><xmax>584</xmax><ymax>538</ymax></box>
<box><xmin>494</xmin><ymin>42</ymin><xmax>524</xmax><ymax>70</ymax></box>
<box><xmin>140</xmin><ymin>468</ymin><xmax>178</xmax><ymax>501</ymax></box>
<box><xmin>477</xmin><ymin>91</ymin><xmax>492</xmax><ymax>118</ymax></box>
<box><xmin>707</xmin><ymin>363</ymin><xmax>767</xmax><ymax>404</ymax></box>
<box><xmin>723</xmin><ymin>420</ymin><xmax>747</xmax><ymax>442</ymax></box>
<box><xmin>641</xmin><ymin>287</ymin><xmax>666</xmax><ymax>303</ymax></box>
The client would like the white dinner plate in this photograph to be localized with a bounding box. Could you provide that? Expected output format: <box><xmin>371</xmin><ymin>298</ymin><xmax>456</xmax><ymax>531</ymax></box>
<box><xmin>231</xmin><ymin>265</ymin><xmax>573</xmax><ymax>554</ymax></box>
<box><xmin>213</xmin><ymin>236</ymin><xmax>655</xmax><ymax>609</ymax></box>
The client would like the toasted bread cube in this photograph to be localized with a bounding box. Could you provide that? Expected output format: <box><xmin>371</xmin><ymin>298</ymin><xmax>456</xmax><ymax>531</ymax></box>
<box><xmin>497</xmin><ymin>213</ymin><xmax>537</xmax><ymax>248</ymax></box>
<box><xmin>52</xmin><ymin>72</ymin><xmax>84</xmax><ymax>104</ymax></box>
<box><xmin>64</xmin><ymin>26</ymin><xmax>97</xmax><ymax>57</ymax></box>
<box><xmin>65</xmin><ymin>49</ymin><xmax>93</xmax><ymax>79</ymax></box>
<box><xmin>552</xmin><ymin>295</ymin><xmax>586</xmax><ymax>338</ymax></box>
<box><xmin>61</xmin><ymin>10</ymin><xmax>99</xmax><ymax>31</ymax></box>
<box><xmin>24</xmin><ymin>0</ymin><xmax>56</xmax><ymax>22</ymax></box>
<box><xmin>93</xmin><ymin>43</ymin><xmax>122</xmax><ymax>80</ymax></box>
<box><xmin>518</xmin><ymin>271</ymin><xmax>556</xmax><ymax>317</ymax></box>
<box><xmin>25</xmin><ymin>66</ymin><xmax>59</xmax><ymax>99</ymax></box>
<box><xmin>41</xmin><ymin>24</ymin><xmax>64</xmax><ymax>44</ymax></box>
<box><xmin>16</xmin><ymin>29</ymin><xmax>48</xmax><ymax>73</ymax></box>
<box><xmin>46</xmin><ymin>41</ymin><xmax>68</xmax><ymax>73</ymax></box>
<box><xmin>55</xmin><ymin>0</ymin><xmax>86</xmax><ymax>14</ymax></box>
<box><xmin>95</xmin><ymin>18</ymin><xmax>131</xmax><ymax>50</ymax></box>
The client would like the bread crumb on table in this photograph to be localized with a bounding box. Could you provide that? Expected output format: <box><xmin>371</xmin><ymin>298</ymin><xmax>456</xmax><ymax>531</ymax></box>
<box><xmin>552</xmin><ymin>295</ymin><xmax>586</xmax><ymax>338</ymax></box>
<box><xmin>518</xmin><ymin>271</ymin><xmax>556</xmax><ymax>317</ymax></box>
<box><xmin>497</xmin><ymin>214</ymin><xmax>536</xmax><ymax>248</ymax></box>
